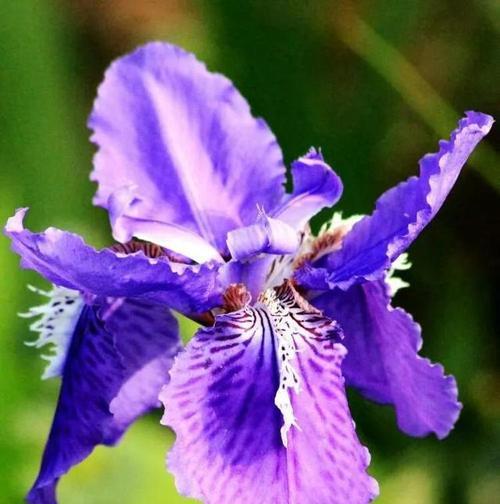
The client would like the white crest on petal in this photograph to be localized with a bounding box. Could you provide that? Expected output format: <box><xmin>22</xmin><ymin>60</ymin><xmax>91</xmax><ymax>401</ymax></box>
<box><xmin>19</xmin><ymin>285</ymin><xmax>84</xmax><ymax>379</ymax></box>
<box><xmin>261</xmin><ymin>287</ymin><xmax>302</xmax><ymax>446</ymax></box>
<box><xmin>260</xmin><ymin>282</ymin><xmax>340</xmax><ymax>447</ymax></box>
<box><xmin>386</xmin><ymin>253</ymin><xmax>412</xmax><ymax>296</ymax></box>
<box><xmin>318</xmin><ymin>211</ymin><xmax>365</xmax><ymax>236</ymax></box>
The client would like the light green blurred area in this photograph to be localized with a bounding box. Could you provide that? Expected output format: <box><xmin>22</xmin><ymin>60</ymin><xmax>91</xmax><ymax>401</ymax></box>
<box><xmin>0</xmin><ymin>1</ymin><xmax>498</xmax><ymax>503</ymax></box>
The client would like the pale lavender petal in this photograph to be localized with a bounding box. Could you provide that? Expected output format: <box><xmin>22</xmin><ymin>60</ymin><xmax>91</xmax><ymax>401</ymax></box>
<box><xmin>273</xmin><ymin>148</ymin><xmax>343</xmax><ymax>229</ymax></box>
<box><xmin>4</xmin><ymin>208</ymin><xmax>221</xmax><ymax>313</ymax></box>
<box><xmin>314</xmin><ymin>280</ymin><xmax>461</xmax><ymax>438</ymax></box>
<box><xmin>90</xmin><ymin>42</ymin><xmax>286</xmax><ymax>256</ymax></box>
<box><xmin>161</xmin><ymin>282</ymin><xmax>377</xmax><ymax>504</ymax></box>
<box><xmin>226</xmin><ymin>213</ymin><xmax>299</xmax><ymax>261</ymax></box>
<box><xmin>297</xmin><ymin>112</ymin><xmax>494</xmax><ymax>290</ymax></box>
<box><xmin>107</xmin><ymin>186</ymin><xmax>223</xmax><ymax>263</ymax></box>
<box><xmin>27</xmin><ymin>298</ymin><xmax>180</xmax><ymax>503</ymax></box>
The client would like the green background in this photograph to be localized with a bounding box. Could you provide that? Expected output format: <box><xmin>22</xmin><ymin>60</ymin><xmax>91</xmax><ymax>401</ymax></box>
<box><xmin>0</xmin><ymin>1</ymin><xmax>498</xmax><ymax>503</ymax></box>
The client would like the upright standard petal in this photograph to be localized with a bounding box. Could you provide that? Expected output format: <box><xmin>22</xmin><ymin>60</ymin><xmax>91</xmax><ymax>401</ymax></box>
<box><xmin>161</xmin><ymin>282</ymin><xmax>377</xmax><ymax>504</ymax></box>
<box><xmin>90</xmin><ymin>42</ymin><xmax>286</xmax><ymax>255</ymax></box>
<box><xmin>27</xmin><ymin>298</ymin><xmax>180</xmax><ymax>503</ymax></box>
<box><xmin>296</xmin><ymin>112</ymin><xmax>494</xmax><ymax>290</ymax></box>
<box><xmin>5</xmin><ymin>208</ymin><xmax>221</xmax><ymax>313</ymax></box>
<box><xmin>273</xmin><ymin>149</ymin><xmax>343</xmax><ymax>229</ymax></box>
<box><xmin>314</xmin><ymin>280</ymin><xmax>461</xmax><ymax>439</ymax></box>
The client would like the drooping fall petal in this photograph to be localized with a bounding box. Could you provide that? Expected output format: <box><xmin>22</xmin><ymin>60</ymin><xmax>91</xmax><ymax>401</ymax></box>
<box><xmin>314</xmin><ymin>280</ymin><xmax>461</xmax><ymax>438</ymax></box>
<box><xmin>26</xmin><ymin>298</ymin><xmax>180</xmax><ymax>504</ymax></box>
<box><xmin>161</xmin><ymin>282</ymin><xmax>377</xmax><ymax>504</ymax></box>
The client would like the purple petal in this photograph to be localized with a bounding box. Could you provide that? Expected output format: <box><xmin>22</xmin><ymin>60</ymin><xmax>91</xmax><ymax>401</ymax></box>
<box><xmin>273</xmin><ymin>148</ymin><xmax>343</xmax><ymax>229</ymax></box>
<box><xmin>90</xmin><ymin>42</ymin><xmax>286</xmax><ymax>256</ymax></box>
<box><xmin>226</xmin><ymin>213</ymin><xmax>299</xmax><ymax>261</ymax></box>
<box><xmin>27</xmin><ymin>298</ymin><xmax>180</xmax><ymax>503</ymax></box>
<box><xmin>297</xmin><ymin>112</ymin><xmax>494</xmax><ymax>290</ymax></box>
<box><xmin>314</xmin><ymin>280</ymin><xmax>461</xmax><ymax>438</ymax></box>
<box><xmin>4</xmin><ymin>208</ymin><xmax>221</xmax><ymax>313</ymax></box>
<box><xmin>161</xmin><ymin>282</ymin><xmax>377</xmax><ymax>504</ymax></box>
<box><xmin>101</xmin><ymin>299</ymin><xmax>182</xmax><ymax>439</ymax></box>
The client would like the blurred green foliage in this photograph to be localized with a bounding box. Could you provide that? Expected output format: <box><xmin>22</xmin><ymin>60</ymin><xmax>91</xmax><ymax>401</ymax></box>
<box><xmin>0</xmin><ymin>0</ymin><xmax>498</xmax><ymax>503</ymax></box>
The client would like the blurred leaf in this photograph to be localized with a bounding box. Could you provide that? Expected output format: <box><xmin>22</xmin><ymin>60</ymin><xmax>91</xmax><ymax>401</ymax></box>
<box><xmin>330</xmin><ymin>3</ymin><xmax>499</xmax><ymax>191</ymax></box>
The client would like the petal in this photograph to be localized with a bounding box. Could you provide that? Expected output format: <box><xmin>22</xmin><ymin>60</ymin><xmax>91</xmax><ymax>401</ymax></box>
<box><xmin>222</xmin><ymin>229</ymin><xmax>313</xmax><ymax>300</ymax></box>
<box><xmin>103</xmin><ymin>298</ymin><xmax>182</xmax><ymax>439</ymax></box>
<box><xmin>89</xmin><ymin>42</ymin><xmax>286</xmax><ymax>255</ymax></box>
<box><xmin>226</xmin><ymin>213</ymin><xmax>299</xmax><ymax>261</ymax></box>
<box><xmin>161</xmin><ymin>282</ymin><xmax>377</xmax><ymax>504</ymax></box>
<box><xmin>314</xmin><ymin>280</ymin><xmax>461</xmax><ymax>438</ymax></box>
<box><xmin>107</xmin><ymin>186</ymin><xmax>223</xmax><ymax>263</ymax></box>
<box><xmin>273</xmin><ymin>148</ymin><xmax>343</xmax><ymax>229</ymax></box>
<box><xmin>27</xmin><ymin>298</ymin><xmax>180</xmax><ymax>503</ymax></box>
<box><xmin>5</xmin><ymin>208</ymin><xmax>221</xmax><ymax>313</ymax></box>
<box><xmin>297</xmin><ymin>112</ymin><xmax>494</xmax><ymax>290</ymax></box>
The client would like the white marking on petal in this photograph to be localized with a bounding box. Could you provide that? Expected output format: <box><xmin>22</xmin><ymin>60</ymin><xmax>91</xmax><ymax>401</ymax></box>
<box><xmin>260</xmin><ymin>283</ymin><xmax>339</xmax><ymax>447</ymax></box>
<box><xmin>20</xmin><ymin>285</ymin><xmax>84</xmax><ymax>379</ymax></box>
<box><xmin>386</xmin><ymin>252</ymin><xmax>412</xmax><ymax>296</ymax></box>
<box><xmin>318</xmin><ymin>211</ymin><xmax>365</xmax><ymax>236</ymax></box>
<box><xmin>259</xmin><ymin>282</ymin><xmax>318</xmax><ymax>447</ymax></box>
<box><xmin>262</xmin><ymin>288</ymin><xmax>302</xmax><ymax>446</ymax></box>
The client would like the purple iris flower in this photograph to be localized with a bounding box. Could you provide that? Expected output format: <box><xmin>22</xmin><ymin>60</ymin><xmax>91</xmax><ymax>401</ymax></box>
<box><xmin>5</xmin><ymin>42</ymin><xmax>493</xmax><ymax>504</ymax></box>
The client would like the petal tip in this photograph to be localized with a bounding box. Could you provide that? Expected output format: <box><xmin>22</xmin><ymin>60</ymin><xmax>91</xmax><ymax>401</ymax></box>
<box><xmin>302</xmin><ymin>146</ymin><xmax>323</xmax><ymax>161</ymax></box>
<box><xmin>5</xmin><ymin>207</ymin><xmax>29</xmax><ymax>234</ymax></box>
<box><xmin>464</xmin><ymin>110</ymin><xmax>495</xmax><ymax>132</ymax></box>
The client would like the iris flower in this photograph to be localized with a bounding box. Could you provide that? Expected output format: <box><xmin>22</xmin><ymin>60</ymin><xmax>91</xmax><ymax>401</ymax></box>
<box><xmin>5</xmin><ymin>43</ymin><xmax>493</xmax><ymax>504</ymax></box>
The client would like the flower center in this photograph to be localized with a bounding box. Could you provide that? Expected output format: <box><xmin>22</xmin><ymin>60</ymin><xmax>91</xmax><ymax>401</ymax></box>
<box><xmin>293</xmin><ymin>227</ymin><xmax>348</xmax><ymax>269</ymax></box>
<box><xmin>222</xmin><ymin>283</ymin><xmax>252</xmax><ymax>312</ymax></box>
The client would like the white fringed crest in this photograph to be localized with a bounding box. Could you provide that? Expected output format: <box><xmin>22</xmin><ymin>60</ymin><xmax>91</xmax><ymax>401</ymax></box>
<box><xmin>260</xmin><ymin>285</ymin><xmax>303</xmax><ymax>447</ymax></box>
<box><xmin>19</xmin><ymin>285</ymin><xmax>84</xmax><ymax>379</ymax></box>
<box><xmin>386</xmin><ymin>253</ymin><xmax>412</xmax><ymax>296</ymax></box>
